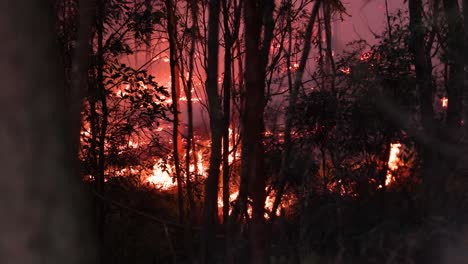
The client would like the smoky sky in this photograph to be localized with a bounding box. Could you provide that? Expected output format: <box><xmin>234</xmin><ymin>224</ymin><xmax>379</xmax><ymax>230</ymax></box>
<box><xmin>122</xmin><ymin>0</ymin><xmax>407</xmax><ymax>132</ymax></box>
<box><xmin>335</xmin><ymin>0</ymin><xmax>404</xmax><ymax>49</ymax></box>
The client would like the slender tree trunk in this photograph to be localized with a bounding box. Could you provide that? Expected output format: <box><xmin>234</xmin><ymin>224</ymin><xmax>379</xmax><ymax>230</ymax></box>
<box><xmin>221</xmin><ymin>0</ymin><xmax>239</xmax><ymax>227</ymax></box>
<box><xmin>231</xmin><ymin>36</ymin><xmax>249</xmax><ymax>225</ymax></box>
<box><xmin>221</xmin><ymin>1</ymin><xmax>242</xmax><ymax>262</ymax></box>
<box><xmin>185</xmin><ymin>0</ymin><xmax>198</xmax><ymax>226</ymax></box>
<box><xmin>323</xmin><ymin>1</ymin><xmax>336</xmax><ymax>92</ymax></box>
<box><xmin>408</xmin><ymin>0</ymin><xmax>440</xmax><ymax>214</ymax></box>
<box><xmin>222</xmin><ymin>29</ymin><xmax>232</xmax><ymax>225</ymax></box>
<box><xmin>270</xmin><ymin>0</ymin><xmax>322</xmax><ymax>221</ymax></box>
<box><xmin>180</xmin><ymin>0</ymin><xmax>199</xmax><ymax>261</ymax></box>
<box><xmin>384</xmin><ymin>0</ymin><xmax>392</xmax><ymax>40</ymax></box>
<box><xmin>0</xmin><ymin>1</ymin><xmax>96</xmax><ymax>262</ymax></box>
<box><xmin>200</xmin><ymin>0</ymin><xmax>222</xmax><ymax>262</ymax></box>
<box><xmin>227</xmin><ymin>32</ymin><xmax>245</xmax><ymax>264</ymax></box>
<box><xmin>243</xmin><ymin>1</ymin><xmax>274</xmax><ymax>263</ymax></box>
<box><xmin>165</xmin><ymin>0</ymin><xmax>185</xmax><ymax>224</ymax></box>
<box><xmin>96</xmin><ymin>0</ymin><xmax>107</xmax><ymax>249</ymax></box>
<box><xmin>442</xmin><ymin>0</ymin><xmax>463</xmax><ymax>135</ymax></box>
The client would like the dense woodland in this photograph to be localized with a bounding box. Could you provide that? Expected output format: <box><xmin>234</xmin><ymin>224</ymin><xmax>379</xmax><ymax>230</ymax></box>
<box><xmin>2</xmin><ymin>0</ymin><xmax>468</xmax><ymax>263</ymax></box>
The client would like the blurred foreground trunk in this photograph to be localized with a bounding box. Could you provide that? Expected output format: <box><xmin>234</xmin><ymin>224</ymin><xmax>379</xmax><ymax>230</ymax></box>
<box><xmin>0</xmin><ymin>1</ymin><xmax>96</xmax><ymax>263</ymax></box>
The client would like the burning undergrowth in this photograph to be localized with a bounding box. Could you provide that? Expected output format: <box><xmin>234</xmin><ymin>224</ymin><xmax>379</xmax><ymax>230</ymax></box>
<box><xmin>76</xmin><ymin>11</ymin><xmax>451</xmax><ymax>262</ymax></box>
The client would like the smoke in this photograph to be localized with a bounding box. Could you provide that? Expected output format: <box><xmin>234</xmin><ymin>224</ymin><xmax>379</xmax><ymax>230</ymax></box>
<box><xmin>442</xmin><ymin>227</ymin><xmax>468</xmax><ymax>264</ymax></box>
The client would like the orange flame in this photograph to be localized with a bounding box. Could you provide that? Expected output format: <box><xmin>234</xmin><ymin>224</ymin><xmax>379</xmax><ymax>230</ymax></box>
<box><xmin>441</xmin><ymin>97</ymin><xmax>448</xmax><ymax>108</ymax></box>
<box><xmin>340</xmin><ymin>67</ymin><xmax>351</xmax><ymax>75</ymax></box>
<box><xmin>146</xmin><ymin>159</ymin><xmax>177</xmax><ymax>189</ymax></box>
<box><xmin>384</xmin><ymin>143</ymin><xmax>401</xmax><ymax>187</ymax></box>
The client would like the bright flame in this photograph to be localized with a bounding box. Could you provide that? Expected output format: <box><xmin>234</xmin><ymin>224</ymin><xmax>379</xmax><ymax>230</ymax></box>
<box><xmin>217</xmin><ymin>190</ymin><xmax>293</xmax><ymax>219</ymax></box>
<box><xmin>145</xmin><ymin>150</ymin><xmax>205</xmax><ymax>190</ymax></box>
<box><xmin>128</xmin><ymin>140</ymin><xmax>138</xmax><ymax>148</ymax></box>
<box><xmin>385</xmin><ymin>143</ymin><xmax>402</xmax><ymax>186</ymax></box>
<box><xmin>146</xmin><ymin>159</ymin><xmax>177</xmax><ymax>189</ymax></box>
<box><xmin>189</xmin><ymin>150</ymin><xmax>205</xmax><ymax>176</ymax></box>
<box><xmin>441</xmin><ymin>97</ymin><xmax>448</xmax><ymax>108</ymax></box>
<box><xmin>217</xmin><ymin>191</ymin><xmax>239</xmax><ymax>210</ymax></box>
<box><xmin>227</xmin><ymin>128</ymin><xmax>239</xmax><ymax>163</ymax></box>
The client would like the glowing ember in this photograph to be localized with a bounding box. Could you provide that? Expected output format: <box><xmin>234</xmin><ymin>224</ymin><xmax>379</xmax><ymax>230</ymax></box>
<box><xmin>359</xmin><ymin>52</ymin><xmax>371</xmax><ymax>61</ymax></box>
<box><xmin>340</xmin><ymin>67</ymin><xmax>351</xmax><ymax>75</ymax></box>
<box><xmin>441</xmin><ymin>97</ymin><xmax>448</xmax><ymax>108</ymax></box>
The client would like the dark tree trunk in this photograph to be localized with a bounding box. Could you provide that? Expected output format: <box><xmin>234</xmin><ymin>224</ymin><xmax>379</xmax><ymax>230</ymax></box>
<box><xmin>180</xmin><ymin>0</ymin><xmax>199</xmax><ymax>261</ymax></box>
<box><xmin>165</xmin><ymin>0</ymin><xmax>185</xmax><ymax>224</ymax></box>
<box><xmin>442</xmin><ymin>0</ymin><xmax>464</xmax><ymax>134</ymax></box>
<box><xmin>221</xmin><ymin>0</ymin><xmax>241</xmax><ymax>227</ymax></box>
<box><xmin>323</xmin><ymin>0</ymin><xmax>336</xmax><ymax>92</ymax></box>
<box><xmin>0</xmin><ymin>1</ymin><xmax>96</xmax><ymax>262</ymax></box>
<box><xmin>243</xmin><ymin>1</ymin><xmax>273</xmax><ymax>263</ymax></box>
<box><xmin>221</xmin><ymin>0</ymin><xmax>233</xmax><ymax>228</ymax></box>
<box><xmin>185</xmin><ymin>0</ymin><xmax>198</xmax><ymax>226</ymax></box>
<box><xmin>222</xmin><ymin>1</ymin><xmax>242</xmax><ymax>261</ymax></box>
<box><xmin>200</xmin><ymin>0</ymin><xmax>223</xmax><ymax>262</ymax></box>
<box><xmin>227</xmin><ymin>31</ymin><xmax>246</xmax><ymax>264</ymax></box>
<box><xmin>408</xmin><ymin>0</ymin><xmax>442</xmax><ymax>214</ymax></box>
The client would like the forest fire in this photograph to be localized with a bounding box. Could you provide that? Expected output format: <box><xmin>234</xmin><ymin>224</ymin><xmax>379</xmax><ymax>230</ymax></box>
<box><xmin>139</xmin><ymin>128</ymin><xmax>296</xmax><ymax>218</ymax></box>
<box><xmin>132</xmin><ymin>124</ymin><xmax>295</xmax><ymax>218</ymax></box>
<box><xmin>62</xmin><ymin>0</ymin><xmax>468</xmax><ymax>262</ymax></box>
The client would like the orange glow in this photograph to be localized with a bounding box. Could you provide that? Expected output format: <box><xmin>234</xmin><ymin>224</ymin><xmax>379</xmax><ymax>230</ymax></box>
<box><xmin>441</xmin><ymin>97</ymin><xmax>448</xmax><ymax>108</ymax></box>
<box><xmin>340</xmin><ymin>67</ymin><xmax>351</xmax><ymax>75</ymax></box>
<box><xmin>217</xmin><ymin>190</ymin><xmax>295</xmax><ymax>219</ymax></box>
<box><xmin>145</xmin><ymin>150</ymin><xmax>205</xmax><ymax>190</ymax></box>
<box><xmin>146</xmin><ymin>159</ymin><xmax>177</xmax><ymax>189</ymax></box>
<box><xmin>385</xmin><ymin>143</ymin><xmax>402</xmax><ymax>186</ymax></box>
<box><xmin>116</xmin><ymin>84</ymin><xmax>130</xmax><ymax>97</ymax></box>
<box><xmin>227</xmin><ymin>128</ymin><xmax>239</xmax><ymax>163</ymax></box>
<box><xmin>128</xmin><ymin>140</ymin><xmax>138</xmax><ymax>148</ymax></box>
<box><xmin>289</xmin><ymin>63</ymin><xmax>299</xmax><ymax>70</ymax></box>
<box><xmin>359</xmin><ymin>52</ymin><xmax>371</xmax><ymax>61</ymax></box>
<box><xmin>265</xmin><ymin>192</ymin><xmax>293</xmax><ymax>218</ymax></box>
<box><xmin>217</xmin><ymin>191</ymin><xmax>239</xmax><ymax>212</ymax></box>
